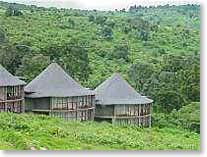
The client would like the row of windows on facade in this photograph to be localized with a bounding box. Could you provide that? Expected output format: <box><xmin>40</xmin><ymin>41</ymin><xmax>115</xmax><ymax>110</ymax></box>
<box><xmin>51</xmin><ymin>96</ymin><xmax>95</xmax><ymax>110</ymax></box>
<box><xmin>114</xmin><ymin>104</ymin><xmax>151</xmax><ymax>116</ymax></box>
<box><xmin>0</xmin><ymin>101</ymin><xmax>24</xmax><ymax>113</ymax></box>
<box><xmin>0</xmin><ymin>86</ymin><xmax>24</xmax><ymax>100</ymax></box>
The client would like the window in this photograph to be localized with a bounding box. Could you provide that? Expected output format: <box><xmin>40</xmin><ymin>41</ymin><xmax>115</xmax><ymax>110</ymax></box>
<box><xmin>0</xmin><ymin>102</ymin><xmax>5</xmax><ymax>111</ymax></box>
<box><xmin>79</xmin><ymin>110</ymin><xmax>88</xmax><ymax>121</ymax></box>
<box><xmin>6</xmin><ymin>86</ymin><xmax>23</xmax><ymax>100</ymax></box>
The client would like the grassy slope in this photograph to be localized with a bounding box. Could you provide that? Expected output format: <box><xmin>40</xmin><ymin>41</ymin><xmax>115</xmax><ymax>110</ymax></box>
<box><xmin>0</xmin><ymin>113</ymin><xmax>199</xmax><ymax>150</ymax></box>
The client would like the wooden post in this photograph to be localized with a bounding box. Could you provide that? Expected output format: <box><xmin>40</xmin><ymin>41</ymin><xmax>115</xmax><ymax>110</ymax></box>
<box><xmin>138</xmin><ymin>104</ymin><xmax>140</xmax><ymax>127</ymax></box>
<box><xmin>149</xmin><ymin>104</ymin><xmax>152</xmax><ymax>128</ymax></box>
<box><xmin>144</xmin><ymin>104</ymin><xmax>146</xmax><ymax>126</ymax></box>
<box><xmin>75</xmin><ymin>97</ymin><xmax>78</xmax><ymax>120</ymax></box>
<box><xmin>5</xmin><ymin>87</ymin><xmax>7</xmax><ymax>111</ymax></box>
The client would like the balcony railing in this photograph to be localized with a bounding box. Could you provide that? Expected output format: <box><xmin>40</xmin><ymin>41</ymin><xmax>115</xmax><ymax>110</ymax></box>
<box><xmin>33</xmin><ymin>107</ymin><xmax>95</xmax><ymax>113</ymax></box>
<box><xmin>0</xmin><ymin>98</ymin><xmax>24</xmax><ymax>103</ymax></box>
<box><xmin>51</xmin><ymin>105</ymin><xmax>94</xmax><ymax>111</ymax></box>
<box><xmin>7</xmin><ymin>95</ymin><xmax>23</xmax><ymax>100</ymax></box>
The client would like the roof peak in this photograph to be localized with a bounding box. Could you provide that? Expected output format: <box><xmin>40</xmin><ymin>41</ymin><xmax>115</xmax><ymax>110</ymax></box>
<box><xmin>95</xmin><ymin>73</ymin><xmax>153</xmax><ymax>105</ymax></box>
<box><xmin>49</xmin><ymin>62</ymin><xmax>59</xmax><ymax>65</ymax></box>
<box><xmin>25</xmin><ymin>63</ymin><xmax>93</xmax><ymax>97</ymax></box>
<box><xmin>47</xmin><ymin>62</ymin><xmax>61</xmax><ymax>68</ymax></box>
<box><xmin>112</xmin><ymin>72</ymin><xmax>123</xmax><ymax>78</ymax></box>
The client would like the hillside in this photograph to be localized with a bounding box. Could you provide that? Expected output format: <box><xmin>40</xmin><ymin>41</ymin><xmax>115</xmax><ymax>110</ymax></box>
<box><xmin>0</xmin><ymin>1</ymin><xmax>200</xmax><ymax>150</ymax></box>
<box><xmin>0</xmin><ymin>113</ymin><xmax>200</xmax><ymax>150</ymax></box>
<box><xmin>0</xmin><ymin>2</ymin><xmax>200</xmax><ymax>86</ymax></box>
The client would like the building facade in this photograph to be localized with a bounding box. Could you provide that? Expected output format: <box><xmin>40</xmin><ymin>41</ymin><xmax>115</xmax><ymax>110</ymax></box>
<box><xmin>0</xmin><ymin>65</ymin><xmax>26</xmax><ymax>113</ymax></box>
<box><xmin>25</xmin><ymin>63</ymin><xmax>95</xmax><ymax>121</ymax></box>
<box><xmin>95</xmin><ymin>73</ymin><xmax>153</xmax><ymax>127</ymax></box>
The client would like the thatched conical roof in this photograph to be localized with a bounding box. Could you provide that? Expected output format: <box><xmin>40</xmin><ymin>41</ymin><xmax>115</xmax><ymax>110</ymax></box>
<box><xmin>25</xmin><ymin>63</ymin><xmax>93</xmax><ymax>98</ymax></box>
<box><xmin>95</xmin><ymin>73</ymin><xmax>153</xmax><ymax>105</ymax></box>
<box><xmin>0</xmin><ymin>64</ymin><xmax>26</xmax><ymax>87</ymax></box>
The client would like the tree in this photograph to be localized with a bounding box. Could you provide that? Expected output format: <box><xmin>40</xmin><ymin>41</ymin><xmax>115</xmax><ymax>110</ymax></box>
<box><xmin>161</xmin><ymin>54</ymin><xmax>200</xmax><ymax>102</ymax></box>
<box><xmin>0</xmin><ymin>28</ymin><xmax>6</xmax><ymax>43</ymax></box>
<box><xmin>5</xmin><ymin>6</ymin><xmax>23</xmax><ymax>17</ymax></box>
<box><xmin>0</xmin><ymin>43</ymin><xmax>27</xmax><ymax>74</ymax></box>
<box><xmin>147</xmin><ymin>54</ymin><xmax>199</xmax><ymax>113</ymax></box>
<box><xmin>161</xmin><ymin>54</ymin><xmax>185</xmax><ymax>72</ymax></box>
<box><xmin>108</xmin><ymin>43</ymin><xmax>129</xmax><ymax>62</ymax></box>
<box><xmin>128</xmin><ymin>62</ymin><xmax>155</xmax><ymax>93</ymax></box>
<box><xmin>156</xmin><ymin>90</ymin><xmax>184</xmax><ymax>113</ymax></box>
<box><xmin>67</xmin><ymin>18</ymin><xmax>75</xmax><ymax>29</ymax></box>
<box><xmin>105</xmin><ymin>19</ymin><xmax>115</xmax><ymax>28</ymax></box>
<box><xmin>59</xmin><ymin>18</ymin><xmax>75</xmax><ymax>29</ymax></box>
<box><xmin>128</xmin><ymin>17</ymin><xmax>151</xmax><ymax>41</ymax></box>
<box><xmin>16</xmin><ymin>54</ymin><xmax>50</xmax><ymax>82</ymax></box>
<box><xmin>122</xmin><ymin>25</ymin><xmax>131</xmax><ymax>34</ymax></box>
<box><xmin>43</xmin><ymin>39</ymin><xmax>91</xmax><ymax>83</ymax></box>
<box><xmin>99</xmin><ymin>25</ymin><xmax>113</xmax><ymax>40</ymax></box>
<box><xmin>129</xmin><ymin>5</ymin><xmax>142</xmax><ymax>12</ymax></box>
<box><xmin>95</xmin><ymin>15</ymin><xmax>107</xmax><ymax>25</ymax></box>
<box><xmin>88</xmin><ymin>15</ymin><xmax>95</xmax><ymax>22</ymax></box>
<box><xmin>137</xmin><ymin>19</ymin><xmax>151</xmax><ymax>41</ymax></box>
<box><xmin>177</xmin><ymin>54</ymin><xmax>200</xmax><ymax>102</ymax></box>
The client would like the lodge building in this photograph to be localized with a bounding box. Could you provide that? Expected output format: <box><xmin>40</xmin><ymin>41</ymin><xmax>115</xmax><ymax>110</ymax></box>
<box><xmin>24</xmin><ymin>63</ymin><xmax>95</xmax><ymax>121</ymax></box>
<box><xmin>95</xmin><ymin>73</ymin><xmax>153</xmax><ymax>127</ymax></box>
<box><xmin>0</xmin><ymin>64</ymin><xmax>26</xmax><ymax>113</ymax></box>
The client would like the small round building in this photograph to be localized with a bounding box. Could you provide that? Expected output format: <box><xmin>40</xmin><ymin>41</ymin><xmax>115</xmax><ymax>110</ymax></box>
<box><xmin>94</xmin><ymin>73</ymin><xmax>153</xmax><ymax>127</ymax></box>
<box><xmin>0</xmin><ymin>64</ymin><xmax>26</xmax><ymax>113</ymax></box>
<box><xmin>24</xmin><ymin>63</ymin><xmax>95</xmax><ymax>121</ymax></box>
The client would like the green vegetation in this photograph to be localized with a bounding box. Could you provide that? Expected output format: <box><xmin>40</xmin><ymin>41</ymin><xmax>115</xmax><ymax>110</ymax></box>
<box><xmin>0</xmin><ymin>113</ymin><xmax>200</xmax><ymax>150</ymax></box>
<box><xmin>153</xmin><ymin>102</ymin><xmax>200</xmax><ymax>133</ymax></box>
<box><xmin>0</xmin><ymin>1</ymin><xmax>200</xmax><ymax>150</ymax></box>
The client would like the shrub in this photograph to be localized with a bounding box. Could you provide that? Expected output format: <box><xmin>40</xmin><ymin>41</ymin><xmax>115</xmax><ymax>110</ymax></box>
<box><xmin>152</xmin><ymin>102</ymin><xmax>200</xmax><ymax>133</ymax></box>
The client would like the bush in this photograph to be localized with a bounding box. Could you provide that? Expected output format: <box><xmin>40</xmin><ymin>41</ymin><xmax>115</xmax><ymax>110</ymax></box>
<box><xmin>108</xmin><ymin>44</ymin><xmax>129</xmax><ymax>61</ymax></box>
<box><xmin>171</xmin><ymin>102</ymin><xmax>200</xmax><ymax>133</ymax></box>
<box><xmin>98</xmin><ymin>25</ymin><xmax>113</xmax><ymax>40</ymax></box>
<box><xmin>152</xmin><ymin>102</ymin><xmax>200</xmax><ymax>133</ymax></box>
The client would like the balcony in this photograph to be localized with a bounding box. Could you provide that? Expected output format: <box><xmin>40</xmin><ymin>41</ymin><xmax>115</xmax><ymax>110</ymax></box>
<box><xmin>0</xmin><ymin>97</ymin><xmax>24</xmax><ymax>103</ymax></box>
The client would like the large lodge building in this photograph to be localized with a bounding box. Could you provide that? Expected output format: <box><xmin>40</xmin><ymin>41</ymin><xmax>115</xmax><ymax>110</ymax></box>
<box><xmin>24</xmin><ymin>63</ymin><xmax>95</xmax><ymax>121</ymax></box>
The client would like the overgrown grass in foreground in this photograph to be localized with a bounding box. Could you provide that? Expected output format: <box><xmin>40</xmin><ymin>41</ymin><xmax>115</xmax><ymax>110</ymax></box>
<box><xmin>0</xmin><ymin>113</ymin><xmax>200</xmax><ymax>150</ymax></box>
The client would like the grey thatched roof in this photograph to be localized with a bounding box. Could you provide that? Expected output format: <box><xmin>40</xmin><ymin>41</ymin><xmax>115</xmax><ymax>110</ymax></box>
<box><xmin>25</xmin><ymin>63</ymin><xmax>93</xmax><ymax>98</ymax></box>
<box><xmin>0</xmin><ymin>64</ymin><xmax>26</xmax><ymax>87</ymax></box>
<box><xmin>95</xmin><ymin>73</ymin><xmax>153</xmax><ymax>105</ymax></box>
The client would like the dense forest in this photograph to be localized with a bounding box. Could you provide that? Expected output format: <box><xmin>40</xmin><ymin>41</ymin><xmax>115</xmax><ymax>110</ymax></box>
<box><xmin>0</xmin><ymin>1</ymin><xmax>200</xmax><ymax>134</ymax></box>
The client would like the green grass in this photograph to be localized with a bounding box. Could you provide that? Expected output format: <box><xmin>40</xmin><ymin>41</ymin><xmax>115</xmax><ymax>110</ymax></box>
<box><xmin>0</xmin><ymin>113</ymin><xmax>200</xmax><ymax>150</ymax></box>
